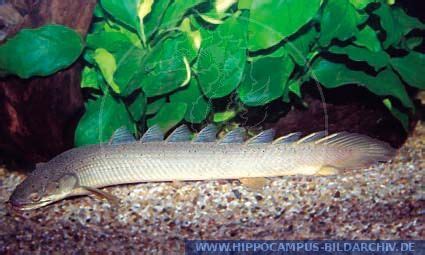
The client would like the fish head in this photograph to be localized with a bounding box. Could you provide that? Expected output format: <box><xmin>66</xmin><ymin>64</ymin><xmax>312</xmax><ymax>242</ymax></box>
<box><xmin>9</xmin><ymin>163</ymin><xmax>79</xmax><ymax>210</ymax></box>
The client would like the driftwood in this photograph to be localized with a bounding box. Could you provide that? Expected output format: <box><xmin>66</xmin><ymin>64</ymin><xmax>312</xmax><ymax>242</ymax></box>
<box><xmin>0</xmin><ymin>0</ymin><xmax>96</xmax><ymax>163</ymax></box>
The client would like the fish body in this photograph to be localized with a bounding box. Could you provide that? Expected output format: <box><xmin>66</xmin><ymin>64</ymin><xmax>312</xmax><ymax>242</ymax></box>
<box><xmin>9</xmin><ymin>125</ymin><xmax>396</xmax><ymax>210</ymax></box>
<box><xmin>59</xmin><ymin>142</ymin><xmax>342</xmax><ymax>187</ymax></box>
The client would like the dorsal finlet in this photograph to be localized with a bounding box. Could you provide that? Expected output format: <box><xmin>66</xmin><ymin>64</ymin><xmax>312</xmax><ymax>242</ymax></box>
<box><xmin>219</xmin><ymin>127</ymin><xmax>245</xmax><ymax>144</ymax></box>
<box><xmin>193</xmin><ymin>124</ymin><xmax>218</xmax><ymax>143</ymax></box>
<box><xmin>314</xmin><ymin>132</ymin><xmax>368</xmax><ymax>146</ymax></box>
<box><xmin>246</xmin><ymin>129</ymin><xmax>275</xmax><ymax>144</ymax></box>
<box><xmin>296</xmin><ymin>131</ymin><xmax>327</xmax><ymax>144</ymax></box>
<box><xmin>272</xmin><ymin>132</ymin><xmax>302</xmax><ymax>144</ymax></box>
<box><xmin>109</xmin><ymin>127</ymin><xmax>136</xmax><ymax>145</ymax></box>
<box><xmin>140</xmin><ymin>125</ymin><xmax>164</xmax><ymax>142</ymax></box>
<box><xmin>166</xmin><ymin>125</ymin><xmax>192</xmax><ymax>142</ymax></box>
<box><xmin>314</xmin><ymin>132</ymin><xmax>347</xmax><ymax>145</ymax></box>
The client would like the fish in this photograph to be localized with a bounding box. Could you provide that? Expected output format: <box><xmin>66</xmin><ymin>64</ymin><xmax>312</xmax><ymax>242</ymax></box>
<box><xmin>8</xmin><ymin>124</ymin><xmax>396</xmax><ymax>210</ymax></box>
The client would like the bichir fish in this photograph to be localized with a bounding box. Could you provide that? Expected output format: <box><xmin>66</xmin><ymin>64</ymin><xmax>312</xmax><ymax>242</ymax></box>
<box><xmin>9</xmin><ymin>124</ymin><xmax>396</xmax><ymax>210</ymax></box>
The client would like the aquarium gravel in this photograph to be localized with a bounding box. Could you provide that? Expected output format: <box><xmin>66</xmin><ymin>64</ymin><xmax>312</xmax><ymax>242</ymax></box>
<box><xmin>0</xmin><ymin>123</ymin><xmax>424</xmax><ymax>253</ymax></box>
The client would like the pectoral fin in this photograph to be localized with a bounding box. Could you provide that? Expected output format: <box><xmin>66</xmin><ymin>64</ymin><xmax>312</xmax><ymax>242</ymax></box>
<box><xmin>81</xmin><ymin>186</ymin><xmax>121</xmax><ymax>207</ymax></box>
<box><xmin>315</xmin><ymin>165</ymin><xmax>340</xmax><ymax>176</ymax></box>
<box><xmin>239</xmin><ymin>177</ymin><xmax>268</xmax><ymax>191</ymax></box>
<box><xmin>171</xmin><ymin>180</ymin><xmax>184</xmax><ymax>189</ymax></box>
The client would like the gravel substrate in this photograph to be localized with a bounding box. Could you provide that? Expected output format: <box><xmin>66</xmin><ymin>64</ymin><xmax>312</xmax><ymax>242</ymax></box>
<box><xmin>0</xmin><ymin>123</ymin><xmax>424</xmax><ymax>253</ymax></box>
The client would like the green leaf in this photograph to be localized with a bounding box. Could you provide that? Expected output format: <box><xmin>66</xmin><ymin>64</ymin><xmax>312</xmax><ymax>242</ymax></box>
<box><xmin>390</xmin><ymin>51</ymin><xmax>425</xmax><ymax>89</ymax></box>
<box><xmin>100</xmin><ymin>0</ymin><xmax>140</xmax><ymax>30</ymax></box>
<box><xmin>81</xmin><ymin>67</ymin><xmax>100</xmax><ymax>90</ymax></box>
<box><xmin>81</xmin><ymin>67</ymin><xmax>108</xmax><ymax>93</ymax></box>
<box><xmin>375</xmin><ymin>6</ymin><xmax>424</xmax><ymax>49</ymax></box>
<box><xmin>158</xmin><ymin>0</ymin><xmax>205</xmax><ymax>32</ymax></box>
<box><xmin>140</xmin><ymin>33</ymin><xmax>197</xmax><ymax>97</ymax></box>
<box><xmin>114</xmin><ymin>47</ymin><xmax>146</xmax><ymax>95</ymax></box>
<box><xmin>87</xmin><ymin>31</ymin><xmax>131</xmax><ymax>50</ymax></box>
<box><xmin>215</xmin><ymin>0</ymin><xmax>238</xmax><ymax>13</ymax></box>
<box><xmin>147</xmin><ymin>102</ymin><xmax>187</xmax><ymax>132</ymax></box>
<box><xmin>138</xmin><ymin>0</ymin><xmax>155</xmax><ymax>22</ymax></box>
<box><xmin>238</xmin><ymin>0</ymin><xmax>252</xmax><ymax>10</ymax></box>
<box><xmin>213</xmin><ymin>110</ymin><xmax>236</xmax><ymax>123</ymax></box>
<box><xmin>349</xmin><ymin>0</ymin><xmax>377</xmax><ymax>9</ymax></box>
<box><xmin>86</xmin><ymin>31</ymin><xmax>136</xmax><ymax>61</ymax></box>
<box><xmin>197</xmin><ymin>10</ymin><xmax>227</xmax><ymax>25</ymax></box>
<box><xmin>238</xmin><ymin>56</ymin><xmax>295</xmax><ymax>106</ymax></box>
<box><xmin>284</xmin><ymin>25</ymin><xmax>318</xmax><ymax>66</ymax></box>
<box><xmin>247</xmin><ymin>0</ymin><xmax>321</xmax><ymax>51</ymax></box>
<box><xmin>282</xmin><ymin>79</ymin><xmax>302</xmax><ymax>102</ymax></box>
<box><xmin>392</xmin><ymin>7</ymin><xmax>425</xmax><ymax>36</ymax></box>
<box><xmin>319</xmin><ymin>0</ymin><xmax>362</xmax><ymax>46</ymax></box>
<box><xmin>383</xmin><ymin>98</ymin><xmax>408</xmax><ymax>131</ymax></box>
<box><xmin>0</xmin><ymin>25</ymin><xmax>83</xmax><ymax>78</ymax></box>
<box><xmin>328</xmin><ymin>45</ymin><xmax>390</xmax><ymax>71</ymax></box>
<box><xmin>374</xmin><ymin>4</ymin><xmax>398</xmax><ymax>48</ymax></box>
<box><xmin>91</xmin><ymin>22</ymin><xmax>106</xmax><ymax>33</ymax></box>
<box><xmin>104</xmin><ymin>20</ymin><xmax>143</xmax><ymax>43</ymax></box>
<box><xmin>311</xmin><ymin>58</ymin><xmax>413</xmax><ymax>109</ymax></box>
<box><xmin>289</xmin><ymin>80</ymin><xmax>302</xmax><ymax>98</ymax></box>
<box><xmin>170</xmin><ymin>78</ymin><xmax>212</xmax><ymax>123</ymax></box>
<box><xmin>127</xmin><ymin>91</ymin><xmax>146</xmax><ymax>121</ymax></box>
<box><xmin>74</xmin><ymin>94</ymin><xmax>133</xmax><ymax>146</ymax></box>
<box><xmin>373</xmin><ymin>5</ymin><xmax>425</xmax><ymax>49</ymax></box>
<box><xmin>368</xmin><ymin>69</ymin><xmax>413</xmax><ymax>109</ymax></box>
<box><xmin>93</xmin><ymin>48</ymin><xmax>121</xmax><ymax>94</ymax></box>
<box><xmin>354</xmin><ymin>25</ymin><xmax>382</xmax><ymax>52</ymax></box>
<box><xmin>118</xmin><ymin>26</ymin><xmax>143</xmax><ymax>48</ymax></box>
<box><xmin>196</xmin><ymin>14</ymin><xmax>247</xmax><ymax>99</ymax></box>
<box><xmin>84</xmin><ymin>49</ymin><xmax>95</xmax><ymax>65</ymax></box>
<box><xmin>143</xmin><ymin>0</ymin><xmax>171</xmax><ymax>39</ymax></box>
<box><xmin>94</xmin><ymin>3</ymin><xmax>106</xmax><ymax>18</ymax></box>
<box><xmin>146</xmin><ymin>97</ymin><xmax>167</xmax><ymax>115</ymax></box>
<box><xmin>180</xmin><ymin>18</ymin><xmax>202</xmax><ymax>51</ymax></box>
<box><xmin>404</xmin><ymin>37</ymin><xmax>423</xmax><ymax>50</ymax></box>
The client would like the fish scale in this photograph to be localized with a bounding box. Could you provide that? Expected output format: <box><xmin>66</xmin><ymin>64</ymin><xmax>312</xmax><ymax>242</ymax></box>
<box><xmin>74</xmin><ymin>143</ymin><xmax>331</xmax><ymax>188</ymax></box>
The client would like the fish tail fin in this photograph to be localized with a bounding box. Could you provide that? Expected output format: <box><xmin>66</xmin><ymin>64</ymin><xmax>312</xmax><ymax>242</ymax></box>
<box><xmin>315</xmin><ymin>132</ymin><xmax>397</xmax><ymax>170</ymax></box>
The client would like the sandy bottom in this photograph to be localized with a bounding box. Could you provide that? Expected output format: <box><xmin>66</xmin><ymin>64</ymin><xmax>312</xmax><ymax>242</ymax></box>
<box><xmin>0</xmin><ymin>123</ymin><xmax>424</xmax><ymax>253</ymax></box>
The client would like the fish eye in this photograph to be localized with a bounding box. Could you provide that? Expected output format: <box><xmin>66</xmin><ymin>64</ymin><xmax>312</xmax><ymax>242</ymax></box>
<box><xmin>29</xmin><ymin>193</ymin><xmax>41</xmax><ymax>202</ymax></box>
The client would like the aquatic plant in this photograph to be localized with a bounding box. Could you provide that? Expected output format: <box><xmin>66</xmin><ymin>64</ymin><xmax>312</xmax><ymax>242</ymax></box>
<box><xmin>0</xmin><ymin>0</ymin><xmax>424</xmax><ymax>146</ymax></box>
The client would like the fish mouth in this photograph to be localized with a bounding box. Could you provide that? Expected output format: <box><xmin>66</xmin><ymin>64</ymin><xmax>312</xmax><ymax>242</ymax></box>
<box><xmin>8</xmin><ymin>199</ymin><xmax>54</xmax><ymax>211</ymax></box>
